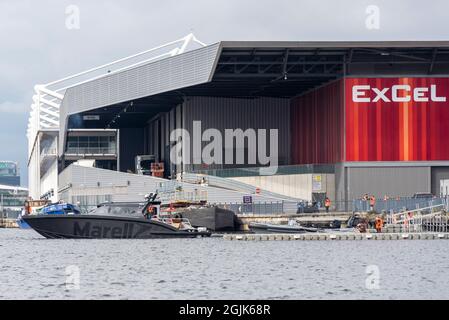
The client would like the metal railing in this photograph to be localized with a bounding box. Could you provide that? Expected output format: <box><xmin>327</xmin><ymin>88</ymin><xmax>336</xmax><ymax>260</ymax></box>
<box><xmin>158</xmin><ymin>190</ymin><xmax>209</xmax><ymax>203</ymax></box>
<box><xmin>353</xmin><ymin>197</ymin><xmax>447</xmax><ymax>213</ymax></box>
<box><xmin>192</xmin><ymin>164</ymin><xmax>335</xmax><ymax>178</ymax></box>
<box><xmin>421</xmin><ymin>216</ymin><xmax>449</xmax><ymax>233</ymax></box>
<box><xmin>65</xmin><ymin>147</ymin><xmax>117</xmax><ymax>155</ymax></box>
<box><xmin>385</xmin><ymin>203</ymin><xmax>448</xmax><ymax>233</ymax></box>
<box><xmin>0</xmin><ymin>207</ymin><xmax>22</xmax><ymax>219</ymax></box>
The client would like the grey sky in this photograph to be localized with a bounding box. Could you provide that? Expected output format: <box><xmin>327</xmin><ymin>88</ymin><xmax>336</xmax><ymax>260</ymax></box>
<box><xmin>1</xmin><ymin>0</ymin><xmax>448</xmax><ymax>186</ymax></box>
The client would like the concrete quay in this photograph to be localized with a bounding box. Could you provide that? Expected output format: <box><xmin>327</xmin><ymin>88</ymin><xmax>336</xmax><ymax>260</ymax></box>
<box><xmin>0</xmin><ymin>219</ymin><xmax>18</xmax><ymax>228</ymax></box>
<box><xmin>223</xmin><ymin>232</ymin><xmax>449</xmax><ymax>241</ymax></box>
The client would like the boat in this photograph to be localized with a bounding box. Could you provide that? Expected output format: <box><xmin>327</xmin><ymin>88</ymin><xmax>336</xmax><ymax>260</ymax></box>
<box><xmin>160</xmin><ymin>201</ymin><xmax>236</xmax><ymax>231</ymax></box>
<box><xmin>23</xmin><ymin>194</ymin><xmax>211</xmax><ymax>239</ymax></box>
<box><xmin>17</xmin><ymin>217</ymin><xmax>31</xmax><ymax>229</ymax></box>
<box><xmin>180</xmin><ymin>206</ymin><xmax>236</xmax><ymax>231</ymax></box>
<box><xmin>249</xmin><ymin>220</ymin><xmax>320</xmax><ymax>234</ymax></box>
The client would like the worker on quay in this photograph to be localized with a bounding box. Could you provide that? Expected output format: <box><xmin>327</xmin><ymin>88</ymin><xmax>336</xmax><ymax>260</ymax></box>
<box><xmin>375</xmin><ymin>216</ymin><xmax>384</xmax><ymax>233</ymax></box>
<box><xmin>369</xmin><ymin>196</ymin><xmax>376</xmax><ymax>212</ymax></box>
<box><xmin>324</xmin><ymin>197</ymin><xmax>331</xmax><ymax>213</ymax></box>
<box><xmin>362</xmin><ymin>194</ymin><xmax>369</xmax><ymax>211</ymax></box>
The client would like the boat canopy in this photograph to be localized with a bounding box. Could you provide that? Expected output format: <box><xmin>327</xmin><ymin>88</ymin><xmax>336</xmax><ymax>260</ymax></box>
<box><xmin>92</xmin><ymin>202</ymin><xmax>148</xmax><ymax>218</ymax></box>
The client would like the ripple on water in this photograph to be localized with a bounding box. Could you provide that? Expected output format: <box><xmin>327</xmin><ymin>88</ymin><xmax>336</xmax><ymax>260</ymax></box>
<box><xmin>1</xmin><ymin>229</ymin><xmax>449</xmax><ymax>299</ymax></box>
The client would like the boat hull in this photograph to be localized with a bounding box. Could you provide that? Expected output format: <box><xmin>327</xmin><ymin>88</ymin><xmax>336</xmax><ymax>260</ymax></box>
<box><xmin>17</xmin><ymin>218</ymin><xmax>31</xmax><ymax>229</ymax></box>
<box><xmin>23</xmin><ymin>215</ymin><xmax>211</xmax><ymax>239</ymax></box>
<box><xmin>181</xmin><ymin>207</ymin><xmax>236</xmax><ymax>231</ymax></box>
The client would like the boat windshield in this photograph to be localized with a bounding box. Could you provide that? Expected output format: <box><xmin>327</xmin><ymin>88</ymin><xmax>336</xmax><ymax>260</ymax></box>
<box><xmin>90</xmin><ymin>202</ymin><xmax>146</xmax><ymax>218</ymax></box>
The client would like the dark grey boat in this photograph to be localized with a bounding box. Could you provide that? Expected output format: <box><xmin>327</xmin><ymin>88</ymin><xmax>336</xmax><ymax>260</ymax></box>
<box><xmin>23</xmin><ymin>194</ymin><xmax>211</xmax><ymax>239</ymax></box>
<box><xmin>249</xmin><ymin>222</ymin><xmax>320</xmax><ymax>234</ymax></box>
<box><xmin>181</xmin><ymin>207</ymin><xmax>236</xmax><ymax>231</ymax></box>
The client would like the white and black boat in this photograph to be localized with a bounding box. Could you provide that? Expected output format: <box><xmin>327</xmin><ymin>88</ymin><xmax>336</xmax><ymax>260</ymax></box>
<box><xmin>23</xmin><ymin>194</ymin><xmax>211</xmax><ymax>239</ymax></box>
<box><xmin>249</xmin><ymin>221</ymin><xmax>320</xmax><ymax>234</ymax></box>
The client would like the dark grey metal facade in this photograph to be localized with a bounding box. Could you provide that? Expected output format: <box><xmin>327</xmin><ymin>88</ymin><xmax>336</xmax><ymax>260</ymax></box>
<box><xmin>346</xmin><ymin>166</ymin><xmax>431</xmax><ymax>199</ymax></box>
<box><xmin>181</xmin><ymin>96</ymin><xmax>290</xmax><ymax>171</ymax></box>
<box><xmin>431</xmin><ymin>167</ymin><xmax>449</xmax><ymax>196</ymax></box>
<box><xmin>143</xmin><ymin>96</ymin><xmax>291</xmax><ymax>174</ymax></box>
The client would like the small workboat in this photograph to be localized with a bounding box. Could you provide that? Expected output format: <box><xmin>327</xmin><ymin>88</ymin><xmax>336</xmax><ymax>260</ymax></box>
<box><xmin>161</xmin><ymin>201</ymin><xmax>236</xmax><ymax>231</ymax></box>
<box><xmin>249</xmin><ymin>220</ymin><xmax>320</xmax><ymax>234</ymax></box>
<box><xmin>23</xmin><ymin>194</ymin><xmax>211</xmax><ymax>239</ymax></box>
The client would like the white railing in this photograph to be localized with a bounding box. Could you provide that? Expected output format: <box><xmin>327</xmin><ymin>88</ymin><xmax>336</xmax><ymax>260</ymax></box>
<box><xmin>386</xmin><ymin>202</ymin><xmax>448</xmax><ymax>233</ymax></box>
<box><xmin>27</xmin><ymin>33</ymin><xmax>206</xmax><ymax>158</ymax></box>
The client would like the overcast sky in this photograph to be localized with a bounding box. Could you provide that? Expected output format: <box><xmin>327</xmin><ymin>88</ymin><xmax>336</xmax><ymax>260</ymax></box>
<box><xmin>1</xmin><ymin>0</ymin><xmax>448</xmax><ymax>186</ymax></box>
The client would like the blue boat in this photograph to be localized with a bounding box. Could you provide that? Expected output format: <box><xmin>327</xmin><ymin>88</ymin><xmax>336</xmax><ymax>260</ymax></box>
<box><xmin>41</xmin><ymin>203</ymin><xmax>81</xmax><ymax>215</ymax></box>
<box><xmin>17</xmin><ymin>202</ymin><xmax>80</xmax><ymax>229</ymax></box>
<box><xmin>17</xmin><ymin>217</ymin><xmax>31</xmax><ymax>229</ymax></box>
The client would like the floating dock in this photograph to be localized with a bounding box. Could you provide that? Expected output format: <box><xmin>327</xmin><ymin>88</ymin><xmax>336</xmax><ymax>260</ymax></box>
<box><xmin>223</xmin><ymin>232</ymin><xmax>449</xmax><ymax>241</ymax></box>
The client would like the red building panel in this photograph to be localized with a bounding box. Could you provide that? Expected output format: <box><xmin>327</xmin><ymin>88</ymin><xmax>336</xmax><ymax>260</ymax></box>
<box><xmin>345</xmin><ymin>78</ymin><xmax>449</xmax><ymax>162</ymax></box>
<box><xmin>291</xmin><ymin>80</ymin><xmax>345</xmax><ymax>164</ymax></box>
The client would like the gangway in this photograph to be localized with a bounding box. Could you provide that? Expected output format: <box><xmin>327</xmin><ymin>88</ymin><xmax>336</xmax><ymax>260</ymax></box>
<box><xmin>386</xmin><ymin>202</ymin><xmax>448</xmax><ymax>233</ymax></box>
<box><xmin>182</xmin><ymin>172</ymin><xmax>305</xmax><ymax>203</ymax></box>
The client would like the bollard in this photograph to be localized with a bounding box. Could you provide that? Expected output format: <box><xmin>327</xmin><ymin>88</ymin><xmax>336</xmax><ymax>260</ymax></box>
<box><xmin>330</xmin><ymin>234</ymin><xmax>337</xmax><ymax>240</ymax></box>
<box><xmin>438</xmin><ymin>234</ymin><xmax>446</xmax><ymax>239</ymax></box>
<box><xmin>293</xmin><ymin>234</ymin><xmax>302</xmax><ymax>240</ymax></box>
<box><xmin>236</xmin><ymin>235</ymin><xmax>244</xmax><ymax>241</ymax></box>
<box><xmin>366</xmin><ymin>234</ymin><xmax>373</xmax><ymax>240</ymax></box>
<box><xmin>401</xmin><ymin>234</ymin><xmax>409</xmax><ymax>240</ymax></box>
<box><xmin>275</xmin><ymin>235</ymin><xmax>283</xmax><ymax>241</ymax></box>
<box><xmin>304</xmin><ymin>234</ymin><xmax>313</xmax><ymax>241</ymax></box>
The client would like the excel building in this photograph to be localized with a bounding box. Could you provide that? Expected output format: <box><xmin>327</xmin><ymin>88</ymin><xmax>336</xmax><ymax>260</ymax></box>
<box><xmin>27</xmin><ymin>35</ymin><xmax>449</xmax><ymax>209</ymax></box>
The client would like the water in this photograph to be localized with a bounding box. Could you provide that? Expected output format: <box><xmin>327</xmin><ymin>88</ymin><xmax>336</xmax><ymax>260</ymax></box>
<box><xmin>1</xmin><ymin>229</ymin><xmax>448</xmax><ymax>300</ymax></box>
